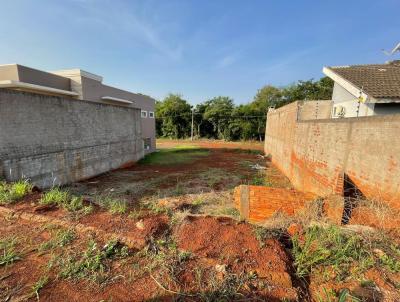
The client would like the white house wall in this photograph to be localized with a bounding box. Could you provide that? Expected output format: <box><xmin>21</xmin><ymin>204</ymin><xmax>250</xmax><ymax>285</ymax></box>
<box><xmin>331</xmin><ymin>82</ymin><xmax>375</xmax><ymax>118</ymax></box>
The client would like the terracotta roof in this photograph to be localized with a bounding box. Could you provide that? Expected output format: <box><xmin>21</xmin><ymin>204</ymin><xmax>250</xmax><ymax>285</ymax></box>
<box><xmin>328</xmin><ymin>61</ymin><xmax>400</xmax><ymax>99</ymax></box>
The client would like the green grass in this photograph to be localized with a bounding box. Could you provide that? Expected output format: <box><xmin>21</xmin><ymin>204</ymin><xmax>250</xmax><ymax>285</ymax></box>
<box><xmin>97</xmin><ymin>195</ymin><xmax>128</xmax><ymax>214</ymax></box>
<box><xmin>0</xmin><ymin>237</ymin><xmax>21</xmax><ymax>266</ymax></box>
<box><xmin>39</xmin><ymin>229</ymin><xmax>77</xmax><ymax>253</ymax></box>
<box><xmin>57</xmin><ymin>239</ymin><xmax>129</xmax><ymax>283</ymax></box>
<box><xmin>39</xmin><ymin>188</ymin><xmax>92</xmax><ymax>215</ymax></box>
<box><xmin>0</xmin><ymin>180</ymin><xmax>32</xmax><ymax>204</ymax></box>
<box><xmin>40</xmin><ymin>187</ymin><xmax>70</xmax><ymax>205</ymax></box>
<box><xmin>31</xmin><ymin>275</ymin><xmax>49</xmax><ymax>301</ymax></box>
<box><xmin>292</xmin><ymin>225</ymin><xmax>372</xmax><ymax>279</ymax></box>
<box><xmin>138</xmin><ymin>146</ymin><xmax>210</xmax><ymax>165</ymax></box>
<box><xmin>291</xmin><ymin>225</ymin><xmax>400</xmax><ymax>281</ymax></box>
<box><xmin>198</xmin><ymin>168</ymin><xmax>242</xmax><ymax>189</ymax></box>
<box><xmin>217</xmin><ymin>207</ymin><xmax>240</xmax><ymax>219</ymax></box>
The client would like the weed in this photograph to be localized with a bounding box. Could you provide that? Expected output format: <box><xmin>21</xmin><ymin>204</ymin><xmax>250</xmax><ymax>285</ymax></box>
<box><xmin>173</xmin><ymin>181</ymin><xmax>185</xmax><ymax>195</ymax></box>
<box><xmin>64</xmin><ymin>196</ymin><xmax>84</xmax><ymax>211</ymax></box>
<box><xmin>216</xmin><ymin>207</ymin><xmax>240</xmax><ymax>219</ymax></box>
<box><xmin>292</xmin><ymin>225</ymin><xmax>374</xmax><ymax>279</ymax></box>
<box><xmin>379</xmin><ymin>253</ymin><xmax>400</xmax><ymax>272</ymax></box>
<box><xmin>0</xmin><ymin>237</ymin><xmax>21</xmax><ymax>266</ymax></box>
<box><xmin>145</xmin><ymin>237</ymin><xmax>193</xmax><ymax>292</ymax></box>
<box><xmin>252</xmin><ymin>226</ymin><xmax>283</xmax><ymax>248</ymax></box>
<box><xmin>57</xmin><ymin>239</ymin><xmax>129</xmax><ymax>283</ymax></box>
<box><xmin>318</xmin><ymin>288</ymin><xmax>361</xmax><ymax>302</ymax></box>
<box><xmin>58</xmin><ymin>240</ymin><xmax>106</xmax><ymax>282</ymax></box>
<box><xmin>250</xmin><ymin>172</ymin><xmax>266</xmax><ymax>186</ymax></box>
<box><xmin>142</xmin><ymin>200</ymin><xmax>172</xmax><ymax>216</ymax></box>
<box><xmin>32</xmin><ymin>275</ymin><xmax>49</xmax><ymax>301</ymax></box>
<box><xmin>197</xmin><ymin>271</ymin><xmax>257</xmax><ymax>301</ymax></box>
<box><xmin>39</xmin><ymin>229</ymin><xmax>76</xmax><ymax>253</ymax></box>
<box><xmin>40</xmin><ymin>187</ymin><xmax>70</xmax><ymax>206</ymax></box>
<box><xmin>128</xmin><ymin>209</ymin><xmax>143</xmax><ymax>220</ymax></box>
<box><xmin>192</xmin><ymin>197</ymin><xmax>204</xmax><ymax>206</ymax></box>
<box><xmin>97</xmin><ymin>195</ymin><xmax>128</xmax><ymax>214</ymax></box>
<box><xmin>9</xmin><ymin>180</ymin><xmax>33</xmax><ymax>200</ymax></box>
<box><xmin>108</xmin><ymin>199</ymin><xmax>127</xmax><ymax>214</ymax></box>
<box><xmin>360</xmin><ymin>279</ymin><xmax>375</xmax><ymax>288</ymax></box>
<box><xmin>0</xmin><ymin>180</ymin><xmax>32</xmax><ymax>204</ymax></box>
<box><xmin>199</xmin><ymin>168</ymin><xmax>224</xmax><ymax>188</ymax></box>
<box><xmin>199</xmin><ymin>168</ymin><xmax>241</xmax><ymax>189</ymax></box>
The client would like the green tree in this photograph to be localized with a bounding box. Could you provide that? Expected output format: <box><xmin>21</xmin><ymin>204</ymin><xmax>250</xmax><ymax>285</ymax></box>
<box><xmin>194</xmin><ymin>103</ymin><xmax>213</xmax><ymax>138</ymax></box>
<box><xmin>155</xmin><ymin>94</ymin><xmax>192</xmax><ymax>139</ymax></box>
<box><xmin>203</xmin><ymin>96</ymin><xmax>234</xmax><ymax>140</ymax></box>
<box><xmin>252</xmin><ymin>85</ymin><xmax>284</xmax><ymax>109</ymax></box>
<box><xmin>282</xmin><ymin>77</ymin><xmax>333</xmax><ymax>103</ymax></box>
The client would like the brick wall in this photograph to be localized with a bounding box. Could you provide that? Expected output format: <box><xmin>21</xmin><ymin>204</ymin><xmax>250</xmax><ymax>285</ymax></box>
<box><xmin>0</xmin><ymin>89</ymin><xmax>144</xmax><ymax>188</ymax></box>
<box><xmin>265</xmin><ymin>101</ymin><xmax>400</xmax><ymax>208</ymax></box>
<box><xmin>234</xmin><ymin>185</ymin><xmax>316</xmax><ymax>223</ymax></box>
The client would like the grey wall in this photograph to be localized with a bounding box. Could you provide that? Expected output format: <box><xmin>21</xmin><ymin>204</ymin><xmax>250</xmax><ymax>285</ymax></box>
<box><xmin>80</xmin><ymin>77</ymin><xmax>156</xmax><ymax>153</ymax></box>
<box><xmin>0</xmin><ymin>64</ymin><xmax>71</xmax><ymax>91</ymax></box>
<box><xmin>17</xmin><ymin>65</ymin><xmax>71</xmax><ymax>91</ymax></box>
<box><xmin>0</xmin><ymin>89</ymin><xmax>144</xmax><ymax>188</ymax></box>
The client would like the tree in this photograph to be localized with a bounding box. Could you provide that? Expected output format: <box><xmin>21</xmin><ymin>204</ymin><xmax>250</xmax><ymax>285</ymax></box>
<box><xmin>155</xmin><ymin>94</ymin><xmax>192</xmax><ymax>139</ymax></box>
<box><xmin>194</xmin><ymin>103</ymin><xmax>213</xmax><ymax>138</ymax></box>
<box><xmin>203</xmin><ymin>96</ymin><xmax>234</xmax><ymax>140</ymax></box>
<box><xmin>252</xmin><ymin>85</ymin><xmax>283</xmax><ymax>109</ymax></box>
<box><xmin>282</xmin><ymin>77</ymin><xmax>334</xmax><ymax>103</ymax></box>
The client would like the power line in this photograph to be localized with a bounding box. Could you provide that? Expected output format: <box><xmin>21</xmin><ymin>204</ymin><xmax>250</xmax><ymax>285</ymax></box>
<box><xmin>155</xmin><ymin>112</ymin><xmax>266</xmax><ymax>119</ymax></box>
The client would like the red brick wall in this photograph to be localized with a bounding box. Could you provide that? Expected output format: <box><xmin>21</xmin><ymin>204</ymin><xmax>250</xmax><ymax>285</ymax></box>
<box><xmin>234</xmin><ymin>185</ymin><xmax>316</xmax><ymax>223</ymax></box>
<box><xmin>265</xmin><ymin>102</ymin><xmax>400</xmax><ymax>208</ymax></box>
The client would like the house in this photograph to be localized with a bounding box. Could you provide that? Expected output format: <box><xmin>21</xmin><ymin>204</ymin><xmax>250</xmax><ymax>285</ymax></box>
<box><xmin>0</xmin><ymin>64</ymin><xmax>156</xmax><ymax>153</ymax></box>
<box><xmin>323</xmin><ymin>60</ymin><xmax>400</xmax><ymax>118</ymax></box>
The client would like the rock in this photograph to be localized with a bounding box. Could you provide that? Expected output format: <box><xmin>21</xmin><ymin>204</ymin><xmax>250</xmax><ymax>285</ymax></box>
<box><xmin>136</xmin><ymin>220</ymin><xmax>145</xmax><ymax>230</ymax></box>
<box><xmin>215</xmin><ymin>264</ymin><xmax>227</xmax><ymax>274</ymax></box>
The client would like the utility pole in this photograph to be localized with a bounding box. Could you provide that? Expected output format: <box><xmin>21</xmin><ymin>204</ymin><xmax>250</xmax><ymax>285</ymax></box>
<box><xmin>191</xmin><ymin>108</ymin><xmax>194</xmax><ymax>141</ymax></box>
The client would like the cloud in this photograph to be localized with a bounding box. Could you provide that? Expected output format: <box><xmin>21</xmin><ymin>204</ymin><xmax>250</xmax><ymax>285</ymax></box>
<box><xmin>71</xmin><ymin>1</ymin><xmax>183</xmax><ymax>61</ymax></box>
<box><xmin>217</xmin><ymin>54</ymin><xmax>238</xmax><ymax>68</ymax></box>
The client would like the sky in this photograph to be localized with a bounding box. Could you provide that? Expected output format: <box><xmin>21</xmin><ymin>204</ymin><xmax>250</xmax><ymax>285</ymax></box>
<box><xmin>0</xmin><ymin>0</ymin><xmax>399</xmax><ymax>105</ymax></box>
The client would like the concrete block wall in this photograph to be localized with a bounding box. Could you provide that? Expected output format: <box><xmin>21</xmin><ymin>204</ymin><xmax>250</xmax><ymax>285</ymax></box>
<box><xmin>265</xmin><ymin>101</ymin><xmax>400</xmax><ymax>208</ymax></box>
<box><xmin>0</xmin><ymin>89</ymin><xmax>144</xmax><ymax>188</ymax></box>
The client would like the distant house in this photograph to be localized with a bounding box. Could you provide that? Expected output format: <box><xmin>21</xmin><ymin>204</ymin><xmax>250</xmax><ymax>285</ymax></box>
<box><xmin>323</xmin><ymin>60</ymin><xmax>400</xmax><ymax>118</ymax></box>
<box><xmin>0</xmin><ymin>64</ymin><xmax>156</xmax><ymax>153</ymax></box>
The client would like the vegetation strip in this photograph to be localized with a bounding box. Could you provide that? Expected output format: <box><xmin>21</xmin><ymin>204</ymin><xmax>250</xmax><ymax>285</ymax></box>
<box><xmin>0</xmin><ymin>206</ymin><xmax>145</xmax><ymax>249</ymax></box>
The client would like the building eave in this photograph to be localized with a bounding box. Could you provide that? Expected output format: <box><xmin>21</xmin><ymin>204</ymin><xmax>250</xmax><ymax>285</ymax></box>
<box><xmin>322</xmin><ymin>66</ymin><xmax>378</xmax><ymax>103</ymax></box>
<box><xmin>101</xmin><ymin>96</ymin><xmax>133</xmax><ymax>104</ymax></box>
<box><xmin>0</xmin><ymin>80</ymin><xmax>79</xmax><ymax>97</ymax></box>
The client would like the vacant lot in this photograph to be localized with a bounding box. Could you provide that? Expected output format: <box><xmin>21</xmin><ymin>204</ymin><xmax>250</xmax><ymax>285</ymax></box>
<box><xmin>1</xmin><ymin>140</ymin><xmax>399</xmax><ymax>301</ymax></box>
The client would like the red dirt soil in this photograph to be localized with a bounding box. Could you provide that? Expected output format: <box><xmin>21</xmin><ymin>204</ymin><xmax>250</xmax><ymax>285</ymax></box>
<box><xmin>175</xmin><ymin>215</ymin><xmax>299</xmax><ymax>301</ymax></box>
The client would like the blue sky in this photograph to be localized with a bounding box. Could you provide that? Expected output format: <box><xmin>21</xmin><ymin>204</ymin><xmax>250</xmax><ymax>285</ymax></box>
<box><xmin>0</xmin><ymin>0</ymin><xmax>399</xmax><ymax>104</ymax></box>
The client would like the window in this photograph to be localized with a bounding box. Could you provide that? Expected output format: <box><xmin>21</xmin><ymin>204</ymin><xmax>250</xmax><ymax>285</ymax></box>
<box><xmin>149</xmin><ymin>111</ymin><xmax>154</xmax><ymax>118</ymax></box>
<box><xmin>143</xmin><ymin>138</ymin><xmax>151</xmax><ymax>150</ymax></box>
<box><xmin>141</xmin><ymin>110</ymin><xmax>147</xmax><ymax>118</ymax></box>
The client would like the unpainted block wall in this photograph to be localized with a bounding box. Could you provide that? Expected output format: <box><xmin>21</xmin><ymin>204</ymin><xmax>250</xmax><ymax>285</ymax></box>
<box><xmin>265</xmin><ymin>101</ymin><xmax>400</xmax><ymax>208</ymax></box>
<box><xmin>233</xmin><ymin>185</ymin><xmax>316</xmax><ymax>223</ymax></box>
<box><xmin>0</xmin><ymin>89</ymin><xmax>144</xmax><ymax>188</ymax></box>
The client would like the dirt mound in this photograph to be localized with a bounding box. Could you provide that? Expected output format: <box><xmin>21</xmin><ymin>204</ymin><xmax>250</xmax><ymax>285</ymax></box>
<box><xmin>174</xmin><ymin>215</ymin><xmax>298</xmax><ymax>300</ymax></box>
